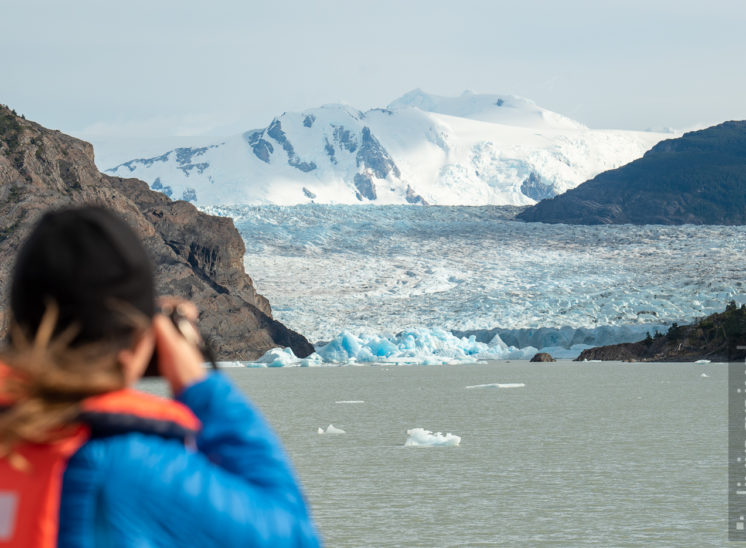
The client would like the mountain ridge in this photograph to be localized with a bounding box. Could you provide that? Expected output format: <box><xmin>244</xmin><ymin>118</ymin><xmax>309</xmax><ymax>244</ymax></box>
<box><xmin>517</xmin><ymin>120</ymin><xmax>746</xmax><ymax>225</ymax></box>
<box><xmin>106</xmin><ymin>90</ymin><xmax>672</xmax><ymax>207</ymax></box>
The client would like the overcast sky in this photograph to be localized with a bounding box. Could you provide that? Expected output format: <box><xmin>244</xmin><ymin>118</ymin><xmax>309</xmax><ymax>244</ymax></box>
<box><xmin>3</xmin><ymin>0</ymin><xmax>745</xmax><ymax>145</ymax></box>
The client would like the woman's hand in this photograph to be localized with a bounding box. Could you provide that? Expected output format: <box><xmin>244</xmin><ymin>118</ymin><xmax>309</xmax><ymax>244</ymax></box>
<box><xmin>152</xmin><ymin>298</ymin><xmax>207</xmax><ymax>395</ymax></box>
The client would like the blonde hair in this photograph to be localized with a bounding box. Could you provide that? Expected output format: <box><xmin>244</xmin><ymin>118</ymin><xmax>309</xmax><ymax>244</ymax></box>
<box><xmin>0</xmin><ymin>302</ymin><xmax>147</xmax><ymax>463</ymax></box>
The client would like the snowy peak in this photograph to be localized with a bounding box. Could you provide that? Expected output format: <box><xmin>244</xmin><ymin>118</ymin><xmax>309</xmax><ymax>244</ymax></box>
<box><xmin>106</xmin><ymin>90</ymin><xmax>674</xmax><ymax>207</ymax></box>
<box><xmin>388</xmin><ymin>89</ymin><xmax>586</xmax><ymax>130</ymax></box>
<box><xmin>110</xmin><ymin>102</ymin><xmax>418</xmax><ymax>205</ymax></box>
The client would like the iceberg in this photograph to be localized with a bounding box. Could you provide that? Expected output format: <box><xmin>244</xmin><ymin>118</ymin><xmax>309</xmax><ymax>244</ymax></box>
<box><xmin>405</xmin><ymin>428</ymin><xmax>461</xmax><ymax>447</ymax></box>
<box><xmin>249</xmin><ymin>327</ymin><xmax>599</xmax><ymax>367</ymax></box>
<box><xmin>214</xmin><ymin>361</ymin><xmax>247</xmax><ymax>368</ymax></box>
<box><xmin>248</xmin><ymin>325</ymin><xmax>686</xmax><ymax>366</ymax></box>
<box><xmin>247</xmin><ymin>347</ymin><xmax>323</xmax><ymax>367</ymax></box>
<box><xmin>314</xmin><ymin>327</ymin><xmax>535</xmax><ymax>365</ymax></box>
<box><xmin>318</xmin><ymin>424</ymin><xmax>346</xmax><ymax>434</ymax></box>
<box><xmin>465</xmin><ymin>383</ymin><xmax>525</xmax><ymax>389</ymax></box>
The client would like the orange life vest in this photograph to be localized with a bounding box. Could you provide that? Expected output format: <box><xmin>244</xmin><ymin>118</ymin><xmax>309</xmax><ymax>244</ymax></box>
<box><xmin>0</xmin><ymin>376</ymin><xmax>200</xmax><ymax>548</ymax></box>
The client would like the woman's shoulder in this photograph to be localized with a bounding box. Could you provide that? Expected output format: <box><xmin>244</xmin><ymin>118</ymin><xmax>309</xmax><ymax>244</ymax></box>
<box><xmin>65</xmin><ymin>431</ymin><xmax>198</xmax><ymax>490</ymax></box>
<box><xmin>59</xmin><ymin>378</ymin><xmax>322</xmax><ymax>547</ymax></box>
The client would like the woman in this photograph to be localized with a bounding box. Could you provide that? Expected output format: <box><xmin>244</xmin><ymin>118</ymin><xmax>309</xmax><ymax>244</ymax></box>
<box><xmin>0</xmin><ymin>206</ymin><xmax>321</xmax><ymax>547</ymax></box>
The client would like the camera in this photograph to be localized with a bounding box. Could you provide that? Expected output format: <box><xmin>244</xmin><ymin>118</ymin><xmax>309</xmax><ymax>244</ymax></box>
<box><xmin>144</xmin><ymin>306</ymin><xmax>217</xmax><ymax>377</ymax></box>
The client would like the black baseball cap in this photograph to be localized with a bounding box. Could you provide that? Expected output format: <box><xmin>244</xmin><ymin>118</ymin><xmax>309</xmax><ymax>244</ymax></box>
<box><xmin>10</xmin><ymin>206</ymin><xmax>156</xmax><ymax>346</ymax></box>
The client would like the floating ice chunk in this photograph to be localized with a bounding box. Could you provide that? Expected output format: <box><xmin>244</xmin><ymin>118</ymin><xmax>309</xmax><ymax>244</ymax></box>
<box><xmin>248</xmin><ymin>347</ymin><xmax>323</xmax><ymax>367</ymax></box>
<box><xmin>465</xmin><ymin>383</ymin><xmax>525</xmax><ymax>389</ymax></box>
<box><xmin>700</xmin><ymin>373</ymin><xmax>710</xmax><ymax>378</ymax></box>
<box><xmin>335</xmin><ymin>400</ymin><xmax>365</xmax><ymax>404</ymax></box>
<box><xmin>215</xmin><ymin>361</ymin><xmax>246</xmax><ymax>368</ymax></box>
<box><xmin>695</xmin><ymin>359</ymin><xmax>711</xmax><ymax>364</ymax></box>
<box><xmin>318</xmin><ymin>424</ymin><xmax>346</xmax><ymax>434</ymax></box>
<box><xmin>404</xmin><ymin>428</ymin><xmax>460</xmax><ymax>447</ymax></box>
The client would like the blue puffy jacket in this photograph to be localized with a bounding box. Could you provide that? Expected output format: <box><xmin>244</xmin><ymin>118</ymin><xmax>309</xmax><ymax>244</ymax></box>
<box><xmin>57</xmin><ymin>374</ymin><xmax>322</xmax><ymax>547</ymax></box>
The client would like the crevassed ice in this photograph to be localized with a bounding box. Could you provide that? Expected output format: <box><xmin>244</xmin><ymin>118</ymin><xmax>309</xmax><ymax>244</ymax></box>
<box><xmin>216</xmin><ymin>205</ymin><xmax>746</xmax><ymax>359</ymax></box>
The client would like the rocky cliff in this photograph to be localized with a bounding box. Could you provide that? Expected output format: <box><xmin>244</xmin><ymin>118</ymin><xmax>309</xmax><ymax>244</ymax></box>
<box><xmin>575</xmin><ymin>302</ymin><xmax>746</xmax><ymax>362</ymax></box>
<box><xmin>517</xmin><ymin>121</ymin><xmax>746</xmax><ymax>225</ymax></box>
<box><xmin>0</xmin><ymin>105</ymin><xmax>313</xmax><ymax>360</ymax></box>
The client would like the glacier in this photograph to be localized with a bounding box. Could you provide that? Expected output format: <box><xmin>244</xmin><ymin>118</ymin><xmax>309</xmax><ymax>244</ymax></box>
<box><xmin>217</xmin><ymin>204</ymin><xmax>746</xmax><ymax>365</ymax></box>
<box><xmin>105</xmin><ymin>90</ymin><xmax>673</xmax><ymax>207</ymax></box>
<box><xmin>221</xmin><ymin>205</ymin><xmax>745</xmax><ymax>337</ymax></box>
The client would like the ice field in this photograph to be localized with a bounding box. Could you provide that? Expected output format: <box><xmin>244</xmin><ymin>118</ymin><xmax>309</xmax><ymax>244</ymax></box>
<box><xmin>205</xmin><ymin>204</ymin><xmax>746</xmax><ymax>364</ymax></box>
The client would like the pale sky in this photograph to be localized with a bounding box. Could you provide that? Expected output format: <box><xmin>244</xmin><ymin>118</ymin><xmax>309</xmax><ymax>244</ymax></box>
<box><xmin>2</xmin><ymin>0</ymin><xmax>745</xmax><ymax>146</ymax></box>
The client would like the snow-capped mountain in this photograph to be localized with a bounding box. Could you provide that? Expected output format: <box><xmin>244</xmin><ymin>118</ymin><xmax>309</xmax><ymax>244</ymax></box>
<box><xmin>106</xmin><ymin>90</ymin><xmax>675</xmax><ymax>206</ymax></box>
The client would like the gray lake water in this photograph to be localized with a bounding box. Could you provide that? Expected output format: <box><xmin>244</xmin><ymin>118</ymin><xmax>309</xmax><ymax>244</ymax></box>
<box><xmin>143</xmin><ymin>361</ymin><xmax>726</xmax><ymax>546</ymax></box>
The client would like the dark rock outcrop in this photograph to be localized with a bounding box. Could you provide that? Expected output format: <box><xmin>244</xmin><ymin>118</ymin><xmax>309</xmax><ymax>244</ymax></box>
<box><xmin>575</xmin><ymin>302</ymin><xmax>746</xmax><ymax>362</ymax></box>
<box><xmin>518</xmin><ymin>121</ymin><xmax>746</xmax><ymax>225</ymax></box>
<box><xmin>356</xmin><ymin>127</ymin><xmax>400</xmax><ymax>179</ymax></box>
<box><xmin>266</xmin><ymin>119</ymin><xmax>317</xmax><ymax>172</ymax></box>
<box><xmin>520</xmin><ymin>172</ymin><xmax>557</xmax><ymax>201</ymax></box>
<box><xmin>332</xmin><ymin>125</ymin><xmax>357</xmax><ymax>153</ymax></box>
<box><xmin>302</xmin><ymin>187</ymin><xmax>316</xmax><ymax>200</ymax></box>
<box><xmin>0</xmin><ymin>105</ymin><xmax>314</xmax><ymax>360</ymax></box>
<box><xmin>529</xmin><ymin>352</ymin><xmax>556</xmax><ymax>362</ymax></box>
<box><xmin>243</xmin><ymin>129</ymin><xmax>274</xmax><ymax>164</ymax></box>
<box><xmin>113</xmin><ymin>145</ymin><xmax>217</xmax><ymax>176</ymax></box>
<box><xmin>353</xmin><ymin>173</ymin><xmax>377</xmax><ymax>201</ymax></box>
<box><xmin>405</xmin><ymin>185</ymin><xmax>428</xmax><ymax>205</ymax></box>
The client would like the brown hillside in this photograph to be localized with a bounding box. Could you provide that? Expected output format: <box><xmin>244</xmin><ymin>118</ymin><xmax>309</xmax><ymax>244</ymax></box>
<box><xmin>0</xmin><ymin>105</ymin><xmax>313</xmax><ymax>360</ymax></box>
